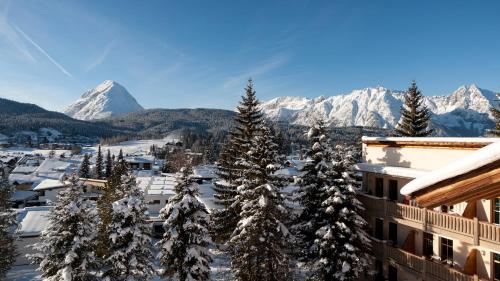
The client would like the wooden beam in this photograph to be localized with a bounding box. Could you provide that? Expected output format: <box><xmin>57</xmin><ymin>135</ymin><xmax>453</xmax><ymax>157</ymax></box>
<box><xmin>415</xmin><ymin>165</ymin><xmax>500</xmax><ymax>208</ymax></box>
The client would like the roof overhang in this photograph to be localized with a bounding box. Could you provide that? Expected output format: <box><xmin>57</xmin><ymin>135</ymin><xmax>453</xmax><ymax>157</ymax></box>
<box><xmin>412</xmin><ymin>160</ymin><xmax>500</xmax><ymax>208</ymax></box>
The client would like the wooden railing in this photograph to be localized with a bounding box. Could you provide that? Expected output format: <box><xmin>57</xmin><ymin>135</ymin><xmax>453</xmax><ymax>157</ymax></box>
<box><xmin>359</xmin><ymin>192</ymin><xmax>500</xmax><ymax>247</ymax></box>
<box><xmin>479</xmin><ymin>222</ymin><xmax>500</xmax><ymax>243</ymax></box>
<box><xmin>385</xmin><ymin>245</ymin><xmax>477</xmax><ymax>281</ymax></box>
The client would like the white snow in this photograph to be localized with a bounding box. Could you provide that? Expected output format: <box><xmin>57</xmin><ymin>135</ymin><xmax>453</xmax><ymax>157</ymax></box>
<box><xmin>401</xmin><ymin>141</ymin><xmax>500</xmax><ymax>195</ymax></box>
<box><xmin>362</xmin><ymin>136</ymin><xmax>500</xmax><ymax>144</ymax></box>
<box><xmin>353</xmin><ymin>163</ymin><xmax>429</xmax><ymax>179</ymax></box>
<box><xmin>17</xmin><ymin>206</ymin><xmax>52</xmax><ymax>237</ymax></box>
<box><xmin>261</xmin><ymin>84</ymin><xmax>497</xmax><ymax>135</ymax></box>
<box><xmin>33</xmin><ymin>179</ymin><xmax>66</xmax><ymax>191</ymax></box>
<box><xmin>63</xmin><ymin>80</ymin><xmax>143</xmax><ymax>120</ymax></box>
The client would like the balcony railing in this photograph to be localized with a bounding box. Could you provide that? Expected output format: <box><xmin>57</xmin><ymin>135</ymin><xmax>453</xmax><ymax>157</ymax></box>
<box><xmin>359</xmin><ymin>192</ymin><xmax>500</xmax><ymax>248</ymax></box>
<box><xmin>373</xmin><ymin>239</ymin><xmax>478</xmax><ymax>281</ymax></box>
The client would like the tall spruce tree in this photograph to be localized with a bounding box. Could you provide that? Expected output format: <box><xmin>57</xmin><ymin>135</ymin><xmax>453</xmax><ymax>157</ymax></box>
<box><xmin>158</xmin><ymin>166</ymin><xmax>212</xmax><ymax>281</ymax></box>
<box><xmin>309</xmin><ymin>145</ymin><xmax>370</xmax><ymax>281</ymax></box>
<box><xmin>229</xmin><ymin>124</ymin><xmax>290</xmax><ymax>281</ymax></box>
<box><xmin>29</xmin><ymin>175</ymin><xmax>98</xmax><ymax>281</ymax></box>
<box><xmin>79</xmin><ymin>154</ymin><xmax>91</xmax><ymax>178</ymax></box>
<box><xmin>95</xmin><ymin>145</ymin><xmax>104</xmax><ymax>179</ymax></box>
<box><xmin>0</xmin><ymin>170</ymin><xmax>16</xmax><ymax>278</ymax></box>
<box><xmin>212</xmin><ymin>79</ymin><xmax>263</xmax><ymax>242</ymax></box>
<box><xmin>491</xmin><ymin>93</ymin><xmax>500</xmax><ymax>136</ymax></box>
<box><xmin>395</xmin><ymin>81</ymin><xmax>433</xmax><ymax>137</ymax></box>
<box><xmin>293</xmin><ymin>119</ymin><xmax>333</xmax><ymax>263</ymax></box>
<box><xmin>102</xmin><ymin>174</ymin><xmax>154</xmax><ymax>281</ymax></box>
<box><xmin>105</xmin><ymin>149</ymin><xmax>113</xmax><ymax>178</ymax></box>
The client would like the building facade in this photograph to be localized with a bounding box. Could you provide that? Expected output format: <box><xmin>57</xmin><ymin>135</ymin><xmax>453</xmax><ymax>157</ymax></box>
<box><xmin>355</xmin><ymin>137</ymin><xmax>500</xmax><ymax>281</ymax></box>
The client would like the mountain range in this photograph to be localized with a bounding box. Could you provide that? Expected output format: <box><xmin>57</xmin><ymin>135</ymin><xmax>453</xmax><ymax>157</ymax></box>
<box><xmin>261</xmin><ymin>84</ymin><xmax>497</xmax><ymax>136</ymax></box>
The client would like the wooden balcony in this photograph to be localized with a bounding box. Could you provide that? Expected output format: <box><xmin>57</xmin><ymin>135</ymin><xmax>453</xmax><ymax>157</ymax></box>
<box><xmin>359</xmin><ymin>192</ymin><xmax>500</xmax><ymax>252</ymax></box>
<box><xmin>372</xmin><ymin>239</ymin><xmax>479</xmax><ymax>281</ymax></box>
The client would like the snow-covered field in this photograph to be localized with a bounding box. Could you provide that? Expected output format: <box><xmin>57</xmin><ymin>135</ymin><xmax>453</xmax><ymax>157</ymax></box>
<box><xmin>88</xmin><ymin>135</ymin><xmax>180</xmax><ymax>156</ymax></box>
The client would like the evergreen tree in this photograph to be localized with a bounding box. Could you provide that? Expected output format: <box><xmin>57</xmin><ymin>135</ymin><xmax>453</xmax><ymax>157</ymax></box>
<box><xmin>105</xmin><ymin>149</ymin><xmax>113</xmax><ymax>178</ymax></box>
<box><xmin>162</xmin><ymin>150</ymin><xmax>174</xmax><ymax>173</ymax></box>
<box><xmin>309</xmin><ymin>145</ymin><xmax>370</xmax><ymax>281</ymax></box>
<box><xmin>395</xmin><ymin>81</ymin><xmax>433</xmax><ymax>137</ymax></box>
<box><xmin>95</xmin><ymin>145</ymin><xmax>104</xmax><ymax>179</ymax></box>
<box><xmin>230</xmin><ymin>124</ymin><xmax>290</xmax><ymax>281</ymax></box>
<box><xmin>0</xmin><ymin>170</ymin><xmax>16</xmax><ymax>278</ymax></box>
<box><xmin>118</xmin><ymin>149</ymin><xmax>124</xmax><ymax>161</ymax></box>
<box><xmin>293</xmin><ymin>119</ymin><xmax>333</xmax><ymax>263</ymax></box>
<box><xmin>158</xmin><ymin>166</ymin><xmax>212</xmax><ymax>281</ymax></box>
<box><xmin>29</xmin><ymin>175</ymin><xmax>98</xmax><ymax>281</ymax></box>
<box><xmin>491</xmin><ymin>93</ymin><xmax>500</xmax><ymax>136</ymax></box>
<box><xmin>79</xmin><ymin>154</ymin><xmax>91</xmax><ymax>179</ymax></box>
<box><xmin>102</xmin><ymin>174</ymin><xmax>154</xmax><ymax>281</ymax></box>
<box><xmin>212</xmin><ymin>79</ymin><xmax>263</xmax><ymax>242</ymax></box>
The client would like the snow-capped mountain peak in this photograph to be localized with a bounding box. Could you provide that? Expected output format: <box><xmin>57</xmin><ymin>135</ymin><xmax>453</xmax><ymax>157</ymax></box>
<box><xmin>64</xmin><ymin>80</ymin><xmax>143</xmax><ymax>120</ymax></box>
<box><xmin>261</xmin><ymin>84</ymin><xmax>497</xmax><ymax>136</ymax></box>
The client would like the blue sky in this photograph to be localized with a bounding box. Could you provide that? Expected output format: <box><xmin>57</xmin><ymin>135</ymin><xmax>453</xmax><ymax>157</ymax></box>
<box><xmin>0</xmin><ymin>0</ymin><xmax>499</xmax><ymax>111</ymax></box>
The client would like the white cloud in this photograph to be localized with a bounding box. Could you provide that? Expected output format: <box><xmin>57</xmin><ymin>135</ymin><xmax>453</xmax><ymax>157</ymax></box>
<box><xmin>85</xmin><ymin>40</ymin><xmax>115</xmax><ymax>72</ymax></box>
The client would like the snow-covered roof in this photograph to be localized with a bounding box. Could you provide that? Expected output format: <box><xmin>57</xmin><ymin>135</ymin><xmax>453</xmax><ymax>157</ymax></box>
<box><xmin>33</xmin><ymin>179</ymin><xmax>67</xmax><ymax>191</ymax></box>
<box><xmin>8</xmin><ymin>173</ymin><xmax>40</xmax><ymax>184</ymax></box>
<box><xmin>353</xmin><ymin>163</ymin><xmax>429</xmax><ymax>179</ymax></box>
<box><xmin>362</xmin><ymin>136</ymin><xmax>500</xmax><ymax>144</ymax></box>
<box><xmin>10</xmin><ymin>190</ymin><xmax>37</xmax><ymax>201</ymax></box>
<box><xmin>401</xmin><ymin>141</ymin><xmax>500</xmax><ymax>195</ymax></box>
<box><xmin>125</xmin><ymin>155</ymin><xmax>155</xmax><ymax>163</ymax></box>
<box><xmin>17</xmin><ymin>206</ymin><xmax>52</xmax><ymax>237</ymax></box>
<box><xmin>11</xmin><ymin>165</ymin><xmax>38</xmax><ymax>174</ymax></box>
<box><xmin>274</xmin><ymin>167</ymin><xmax>302</xmax><ymax>177</ymax></box>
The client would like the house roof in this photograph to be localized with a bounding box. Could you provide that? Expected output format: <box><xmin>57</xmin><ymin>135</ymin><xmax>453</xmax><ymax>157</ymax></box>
<box><xmin>353</xmin><ymin>163</ymin><xmax>429</xmax><ymax>179</ymax></box>
<box><xmin>401</xmin><ymin>141</ymin><xmax>500</xmax><ymax>196</ymax></box>
<box><xmin>362</xmin><ymin>136</ymin><xmax>499</xmax><ymax>149</ymax></box>
<box><xmin>33</xmin><ymin>179</ymin><xmax>67</xmax><ymax>191</ymax></box>
<box><xmin>17</xmin><ymin>206</ymin><xmax>52</xmax><ymax>237</ymax></box>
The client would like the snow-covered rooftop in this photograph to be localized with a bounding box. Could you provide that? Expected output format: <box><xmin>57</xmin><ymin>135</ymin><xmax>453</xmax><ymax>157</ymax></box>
<box><xmin>11</xmin><ymin>165</ymin><xmax>38</xmax><ymax>174</ymax></box>
<box><xmin>10</xmin><ymin>190</ymin><xmax>37</xmax><ymax>201</ymax></box>
<box><xmin>401</xmin><ymin>141</ymin><xmax>500</xmax><ymax>195</ymax></box>
<box><xmin>17</xmin><ymin>206</ymin><xmax>52</xmax><ymax>237</ymax></box>
<box><xmin>33</xmin><ymin>179</ymin><xmax>67</xmax><ymax>191</ymax></box>
<box><xmin>353</xmin><ymin>163</ymin><xmax>429</xmax><ymax>179</ymax></box>
<box><xmin>362</xmin><ymin>136</ymin><xmax>500</xmax><ymax>144</ymax></box>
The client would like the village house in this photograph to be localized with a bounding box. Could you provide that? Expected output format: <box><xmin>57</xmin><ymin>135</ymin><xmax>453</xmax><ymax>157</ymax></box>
<box><xmin>355</xmin><ymin>137</ymin><xmax>500</xmax><ymax>281</ymax></box>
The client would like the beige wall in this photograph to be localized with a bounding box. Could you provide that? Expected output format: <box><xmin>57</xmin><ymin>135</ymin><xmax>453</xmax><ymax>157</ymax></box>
<box><xmin>362</xmin><ymin>145</ymin><xmax>479</xmax><ymax>170</ymax></box>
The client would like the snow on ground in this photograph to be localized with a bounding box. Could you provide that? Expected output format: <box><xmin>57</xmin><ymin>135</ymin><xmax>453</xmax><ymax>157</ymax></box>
<box><xmin>0</xmin><ymin>147</ymin><xmax>72</xmax><ymax>157</ymax></box>
<box><xmin>89</xmin><ymin>134</ymin><xmax>180</xmax><ymax>156</ymax></box>
<box><xmin>6</xmin><ymin>265</ymin><xmax>42</xmax><ymax>281</ymax></box>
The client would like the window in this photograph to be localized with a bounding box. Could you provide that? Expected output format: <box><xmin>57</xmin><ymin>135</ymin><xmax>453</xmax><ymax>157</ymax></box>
<box><xmin>388</xmin><ymin>180</ymin><xmax>398</xmax><ymax>201</ymax></box>
<box><xmin>494</xmin><ymin>253</ymin><xmax>500</xmax><ymax>280</ymax></box>
<box><xmin>375</xmin><ymin>178</ymin><xmax>384</xmax><ymax>198</ymax></box>
<box><xmin>494</xmin><ymin>198</ymin><xmax>500</xmax><ymax>224</ymax></box>
<box><xmin>388</xmin><ymin>265</ymin><xmax>397</xmax><ymax>281</ymax></box>
<box><xmin>38</xmin><ymin>190</ymin><xmax>45</xmax><ymax>197</ymax></box>
<box><xmin>149</xmin><ymin>200</ymin><xmax>161</xmax><ymax>205</ymax></box>
<box><xmin>388</xmin><ymin>222</ymin><xmax>397</xmax><ymax>245</ymax></box>
<box><xmin>375</xmin><ymin>218</ymin><xmax>384</xmax><ymax>240</ymax></box>
<box><xmin>374</xmin><ymin>260</ymin><xmax>384</xmax><ymax>281</ymax></box>
<box><xmin>440</xmin><ymin>237</ymin><xmax>453</xmax><ymax>262</ymax></box>
<box><xmin>423</xmin><ymin>232</ymin><xmax>433</xmax><ymax>257</ymax></box>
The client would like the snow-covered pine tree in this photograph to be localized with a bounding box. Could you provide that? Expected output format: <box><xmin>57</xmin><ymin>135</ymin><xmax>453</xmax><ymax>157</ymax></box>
<box><xmin>102</xmin><ymin>174</ymin><xmax>154</xmax><ymax>281</ymax></box>
<box><xmin>118</xmin><ymin>149</ymin><xmax>124</xmax><ymax>161</ymax></box>
<box><xmin>158</xmin><ymin>166</ymin><xmax>212</xmax><ymax>281</ymax></box>
<box><xmin>105</xmin><ymin>149</ymin><xmax>113</xmax><ymax>178</ymax></box>
<box><xmin>230</xmin><ymin>124</ymin><xmax>290</xmax><ymax>281</ymax></box>
<box><xmin>293</xmin><ymin>119</ymin><xmax>333</xmax><ymax>263</ymax></box>
<box><xmin>29</xmin><ymin>175</ymin><xmax>98</xmax><ymax>281</ymax></box>
<box><xmin>0</xmin><ymin>170</ymin><xmax>16</xmax><ymax>278</ymax></box>
<box><xmin>79</xmin><ymin>153</ymin><xmax>92</xmax><ymax>178</ymax></box>
<box><xmin>212</xmin><ymin>79</ymin><xmax>264</xmax><ymax>243</ymax></box>
<box><xmin>395</xmin><ymin>81</ymin><xmax>433</xmax><ymax>137</ymax></box>
<box><xmin>491</xmin><ymin>93</ymin><xmax>500</xmax><ymax>136</ymax></box>
<box><xmin>95</xmin><ymin>145</ymin><xmax>104</xmax><ymax>179</ymax></box>
<box><xmin>310</xmin><ymin>145</ymin><xmax>370</xmax><ymax>281</ymax></box>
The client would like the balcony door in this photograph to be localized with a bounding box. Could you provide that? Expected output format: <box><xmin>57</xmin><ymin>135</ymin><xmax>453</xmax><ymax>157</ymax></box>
<box><xmin>494</xmin><ymin>198</ymin><xmax>500</xmax><ymax>224</ymax></box>
<box><xmin>388</xmin><ymin>265</ymin><xmax>397</xmax><ymax>281</ymax></box>
<box><xmin>388</xmin><ymin>222</ymin><xmax>397</xmax><ymax>246</ymax></box>
<box><xmin>423</xmin><ymin>232</ymin><xmax>433</xmax><ymax>258</ymax></box>
<box><xmin>388</xmin><ymin>179</ymin><xmax>398</xmax><ymax>201</ymax></box>
<box><xmin>494</xmin><ymin>253</ymin><xmax>500</xmax><ymax>280</ymax></box>
<box><xmin>440</xmin><ymin>237</ymin><xmax>453</xmax><ymax>263</ymax></box>
<box><xmin>375</xmin><ymin>218</ymin><xmax>384</xmax><ymax>240</ymax></box>
<box><xmin>375</xmin><ymin>178</ymin><xmax>384</xmax><ymax>198</ymax></box>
